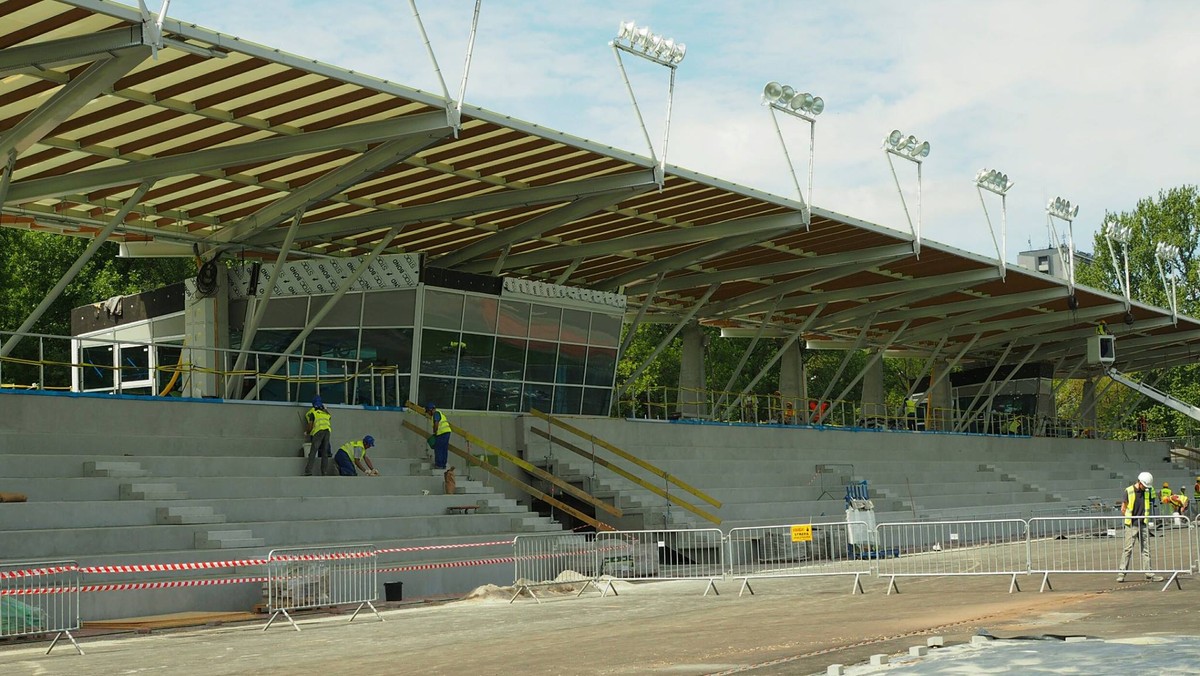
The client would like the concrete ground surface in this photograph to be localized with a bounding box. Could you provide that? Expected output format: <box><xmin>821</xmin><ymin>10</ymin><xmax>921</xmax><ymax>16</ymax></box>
<box><xmin>0</xmin><ymin>573</ymin><xmax>1196</xmax><ymax>675</ymax></box>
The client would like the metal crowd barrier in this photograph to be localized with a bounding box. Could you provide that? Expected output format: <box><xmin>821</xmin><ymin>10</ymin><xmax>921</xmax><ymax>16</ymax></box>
<box><xmin>592</xmin><ymin>529</ymin><xmax>726</xmax><ymax>596</ymax></box>
<box><xmin>0</xmin><ymin>560</ymin><xmax>83</xmax><ymax>655</ymax></box>
<box><xmin>1028</xmin><ymin>515</ymin><xmax>1194</xmax><ymax>592</ymax></box>
<box><xmin>263</xmin><ymin>544</ymin><xmax>381</xmax><ymax>631</ymax></box>
<box><xmin>725</xmin><ymin>522</ymin><xmax>869</xmax><ymax>596</ymax></box>
<box><xmin>874</xmin><ymin>519</ymin><xmax>1029</xmax><ymax>594</ymax></box>
<box><xmin>510</xmin><ymin>533</ymin><xmax>605</xmax><ymax>603</ymax></box>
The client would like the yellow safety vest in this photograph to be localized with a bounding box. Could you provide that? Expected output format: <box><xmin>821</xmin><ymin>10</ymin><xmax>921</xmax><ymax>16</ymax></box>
<box><xmin>1123</xmin><ymin>485</ymin><xmax>1153</xmax><ymax>526</ymax></box>
<box><xmin>905</xmin><ymin>400</ymin><xmax>917</xmax><ymax>415</ymax></box>
<box><xmin>339</xmin><ymin>440</ymin><xmax>367</xmax><ymax>461</ymax></box>
<box><xmin>1161</xmin><ymin>487</ymin><xmax>1173</xmax><ymax>501</ymax></box>
<box><xmin>307</xmin><ymin>407</ymin><xmax>332</xmax><ymax>433</ymax></box>
<box><xmin>434</xmin><ymin>411</ymin><xmax>451</xmax><ymax>436</ymax></box>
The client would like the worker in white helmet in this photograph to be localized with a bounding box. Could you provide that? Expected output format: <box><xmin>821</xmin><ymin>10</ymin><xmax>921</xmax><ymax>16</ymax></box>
<box><xmin>1116</xmin><ymin>471</ymin><xmax>1164</xmax><ymax>583</ymax></box>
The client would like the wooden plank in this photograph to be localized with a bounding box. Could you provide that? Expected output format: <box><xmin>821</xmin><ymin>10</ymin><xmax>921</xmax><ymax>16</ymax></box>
<box><xmin>531</xmin><ymin>426</ymin><xmax>721</xmax><ymax>525</ymax></box>
<box><xmin>405</xmin><ymin>402</ymin><xmax>622</xmax><ymax>519</ymax></box>
<box><xmin>399</xmin><ymin>419</ymin><xmax>614</xmax><ymax>531</ymax></box>
<box><xmin>529</xmin><ymin>408</ymin><xmax>723</xmax><ymax>509</ymax></box>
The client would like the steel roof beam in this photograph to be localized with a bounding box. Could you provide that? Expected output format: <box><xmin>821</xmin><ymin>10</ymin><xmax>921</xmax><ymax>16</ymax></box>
<box><xmin>435</xmin><ymin>185</ymin><xmax>656</xmax><ymax>269</ymax></box>
<box><xmin>965</xmin><ymin>303</ymin><xmax>1132</xmax><ymax>351</ymax></box>
<box><xmin>252</xmin><ymin>169</ymin><xmax>659</xmax><ymax>246</ymax></box>
<box><xmin>0</xmin><ymin>25</ymin><xmax>147</xmax><ymax>75</ymax></box>
<box><xmin>703</xmin><ymin>255</ymin><xmax>911</xmax><ymax>317</ymax></box>
<box><xmin>5</xmin><ymin>111</ymin><xmax>450</xmax><ymax>204</ymax></box>
<box><xmin>871</xmin><ymin>287</ymin><xmax>1064</xmax><ymax>327</ymax></box>
<box><xmin>900</xmin><ymin>295</ymin><xmax>1067</xmax><ymax>343</ymax></box>
<box><xmin>818</xmin><ymin>281</ymin><xmax>975</xmax><ymax>332</ymax></box>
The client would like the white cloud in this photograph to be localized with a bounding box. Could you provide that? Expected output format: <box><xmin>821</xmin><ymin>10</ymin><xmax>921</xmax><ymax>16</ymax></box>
<box><xmin>169</xmin><ymin>0</ymin><xmax>1200</xmax><ymax>261</ymax></box>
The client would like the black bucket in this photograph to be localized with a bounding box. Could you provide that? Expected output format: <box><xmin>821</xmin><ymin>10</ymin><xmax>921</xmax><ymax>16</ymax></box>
<box><xmin>384</xmin><ymin>581</ymin><xmax>403</xmax><ymax>602</ymax></box>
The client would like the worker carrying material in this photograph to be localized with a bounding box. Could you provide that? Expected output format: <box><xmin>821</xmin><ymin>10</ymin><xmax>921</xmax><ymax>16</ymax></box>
<box><xmin>334</xmin><ymin>436</ymin><xmax>378</xmax><ymax>476</ymax></box>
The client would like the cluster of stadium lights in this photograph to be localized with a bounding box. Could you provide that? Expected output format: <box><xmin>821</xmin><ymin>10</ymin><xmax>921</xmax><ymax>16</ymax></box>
<box><xmin>614</xmin><ymin>21</ymin><xmax>686</xmax><ymax>65</ymax></box>
<box><xmin>762</xmin><ymin>82</ymin><xmax>824</xmax><ymax>117</ymax></box>
<box><xmin>883</xmin><ymin>130</ymin><xmax>931</xmax><ymax>161</ymax></box>
<box><xmin>1156</xmin><ymin>241</ymin><xmax>1180</xmax><ymax>261</ymax></box>
<box><xmin>974</xmin><ymin>168</ymin><xmax>1013</xmax><ymax>195</ymax></box>
<box><xmin>1103</xmin><ymin>219</ymin><xmax>1133</xmax><ymax>244</ymax></box>
<box><xmin>1046</xmin><ymin>196</ymin><xmax>1080</xmax><ymax>220</ymax></box>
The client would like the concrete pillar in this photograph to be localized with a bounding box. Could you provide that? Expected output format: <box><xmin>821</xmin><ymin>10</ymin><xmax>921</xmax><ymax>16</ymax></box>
<box><xmin>861</xmin><ymin>351</ymin><xmax>885</xmax><ymax>420</ymax></box>
<box><xmin>183</xmin><ymin>273</ymin><xmax>229</xmax><ymax>399</ymax></box>
<box><xmin>929</xmin><ymin>359</ymin><xmax>954</xmax><ymax>431</ymax></box>
<box><xmin>779</xmin><ymin>340</ymin><xmax>805</xmax><ymax>424</ymax></box>
<box><xmin>1081</xmin><ymin>377</ymin><xmax>1097</xmax><ymax>435</ymax></box>
<box><xmin>678</xmin><ymin>322</ymin><xmax>707</xmax><ymax>419</ymax></box>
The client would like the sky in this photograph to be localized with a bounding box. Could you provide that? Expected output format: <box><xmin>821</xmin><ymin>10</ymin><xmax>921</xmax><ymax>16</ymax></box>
<box><xmin>167</xmin><ymin>0</ymin><xmax>1200</xmax><ymax>264</ymax></box>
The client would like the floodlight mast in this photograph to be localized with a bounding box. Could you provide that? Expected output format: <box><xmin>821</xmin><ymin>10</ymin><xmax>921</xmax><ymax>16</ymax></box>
<box><xmin>407</xmin><ymin>0</ymin><xmax>483</xmax><ymax>135</ymax></box>
<box><xmin>761</xmin><ymin>82</ymin><xmax>825</xmax><ymax>229</ymax></box>
<box><xmin>974</xmin><ymin>168</ymin><xmax>1013</xmax><ymax>280</ymax></box>
<box><xmin>882</xmin><ymin>129</ymin><xmax>931</xmax><ymax>256</ymax></box>
<box><xmin>611</xmin><ymin>20</ymin><xmax>687</xmax><ymax>187</ymax></box>
<box><xmin>1045</xmin><ymin>196</ymin><xmax>1080</xmax><ymax>303</ymax></box>
<box><xmin>1154</xmin><ymin>241</ymin><xmax>1181</xmax><ymax>325</ymax></box>
<box><xmin>1101</xmin><ymin>219</ymin><xmax>1134</xmax><ymax>312</ymax></box>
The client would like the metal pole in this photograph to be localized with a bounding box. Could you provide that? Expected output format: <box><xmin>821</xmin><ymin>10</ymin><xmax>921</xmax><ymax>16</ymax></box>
<box><xmin>954</xmin><ymin>341</ymin><xmax>1015</xmax><ymax>432</ymax></box>
<box><xmin>768</xmin><ymin>106</ymin><xmax>808</xmax><ymax>220</ymax></box>
<box><xmin>617</xmin><ymin>284</ymin><xmax>718</xmax><ymax>399</ymax></box>
<box><xmin>830</xmin><ymin>319</ymin><xmax>911</xmax><ymax>407</ymax></box>
<box><xmin>407</xmin><ymin>0</ymin><xmax>454</xmax><ymax>106</ymax></box>
<box><xmin>611</xmin><ymin>45</ymin><xmax>656</xmax><ymax>165</ymax></box>
<box><xmin>724</xmin><ymin>304</ymin><xmax>826</xmax><ymax>420</ymax></box>
<box><xmin>453</xmin><ymin>0</ymin><xmax>483</xmax><ymax>126</ymax></box>
<box><xmin>814</xmin><ymin>315</ymin><xmax>876</xmax><ymax>415</ymax></box>
<box><xmin>713</xmin><ymin>296</ymin><xmax>783</xmax><ymax>414</ymax></box>
<box><xmin>618</xmin><ymin>272</ymin><xmax>664</xmax><ymax>358</ymax></box>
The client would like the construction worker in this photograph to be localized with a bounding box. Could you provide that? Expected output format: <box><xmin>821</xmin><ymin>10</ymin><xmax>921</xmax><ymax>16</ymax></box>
<box><xmin>1163</xmin><ymin>492</ymin><xmax>1190</xmax><ymax>516</ymax></box>
<box><xmin>334</xmin><ymin>435</ymin><xmax>378</xmax><ymax>476</ymax></box>
<box><xmin>1116</xmin><ymin>471</ymin><xmax>1164</xmax><ymax>583</ymax></box>
<box><xmin>303</xmin><ymin>395</ymin><xmax>333</xmax><ymax>476</ymax></box>
<box><xmin>904</xmin><ymin>398</ymin><xmax>917</xmax><ymax>430</ymax></box>
<box><xmin>783</xmin><ymin>401</ymin><xmax>796</xmax><ymax>425</ymax></box>
<box><xmin>1160</xmin><ymin>482</ymin><xmax>1173</xmax><ymax>512</ymax></box>
<box><xmin>1096</xmin><ymin>321</ymin><xmax>1110</xmax><ymax>335</ymax></box>
<box><xmin>1194</xmin><ymin>476</ymin><xmax>1200</xmax><ymax>497</ymax></box>
<box><xmin>426</xmin><ymin>402</ymin><xmax>452</xmax><ymax>470</ymax></box>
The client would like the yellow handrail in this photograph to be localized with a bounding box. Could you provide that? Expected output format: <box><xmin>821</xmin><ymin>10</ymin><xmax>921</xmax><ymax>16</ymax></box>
<box><xmin>529</xmin><ymin>408</ymin><xmax>723</xmax><ymax>510</ymax></box>
<box><xmin>529</xmin><ymin>427</ymin><xmax>720</xmax><ymax>525</ymax></box>
<box><xmin>400</xmin><ymin>419</ymin><xmax>614</xmax><ymax>531</ymax></box>
<box><xmin>405</xmin><ymin>402</ymin><xmax>622</xmax><ymax>520</ymax></box>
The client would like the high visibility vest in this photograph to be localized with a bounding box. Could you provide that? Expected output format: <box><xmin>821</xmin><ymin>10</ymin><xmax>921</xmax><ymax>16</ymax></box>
<box><xmin>307</xmin><ymin>407</ymin><xmax>332</xmax><ymax>433</ymax></box>
<box><xmin>905</xmin><ymin>400</ymin><xmax>917</xmax><ymax>415</ymax></box>
<box><xmin>1007</xmin><ymin>419</ymin><xmax>1021</xmax><ymax>434</ymax></box>
<box><xmin>339</xmin><ymin>440</ymin><xmax>367</xmax><ymax>461</ymax></box>
<box><xmin>434</xmin><ymin>411</ymin><xmax>451</xmax><ymax>436</ymax></box>
<box><xmin>1161</xmin><ymin>487</ymin><xmax>1173</xmax><ymax>501</ymax></box>
<box><xmin>1124</xmin><ymin>485</ymin><xmax>1153</xmax><ymax>526</ymax></box>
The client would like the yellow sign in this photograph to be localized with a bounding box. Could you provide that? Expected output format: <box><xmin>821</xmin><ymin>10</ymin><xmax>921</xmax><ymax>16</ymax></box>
<box><xmin>790</xmin><ymin>524</ymin><xmax>813</xmax><ymax>542</ymax></box>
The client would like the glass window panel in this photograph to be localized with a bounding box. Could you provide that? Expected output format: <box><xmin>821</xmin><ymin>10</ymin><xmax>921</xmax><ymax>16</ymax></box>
<box><xmin>529</xmin><ymin>305</ymin><xmax>561</xmax><ymax>341</ymax></box>
<box><xmin>454</xmin><ymin>378</ymin><xmax>489</xmax><ymax>411</ymax></box>
<box><xmin>498</xmin><ymin>299</ymin><xmax>530</xmax><ymax>337</ymax></box>
<box><xmin>525</xmin><ymin>340</ymin><xmax>557</xmax><ymax>383</ymax></box>
<box><xmin>589</xmin><ymin>313</ymin><xmax>623</xmax><ymax>348</ymax></box>
<box><xmin>119</xmin><ymin>345</ymin><xmax>150</xmax><ymax>383</ymax></box>
<box><xmin>462</xmin><ymin>295</ymin><xmax>499</xmax><ymax>334</ymax></box>
<box><xmin>560</xmin><ymin>309</ymin><xmax>590</xmax><ymax>345</ymax></box>
<box><xmin>458</xmin><ymin>333</ymin><xmax>495</xmax><ymax>380</ymax></box>
<box><xmin>303</xmin><ymin>329</ymin><xmax>360</xmax><ymax>359</ymax></box>
<box><xmin>493</xmin><ymin>337</ymin><xmax>526</xmax><ymax>381</ymax></box>
<box><xmin>312</xmin><ymin>292</ymin><xmax>363</xmax><ymax>328</ymax></box>
<box><xmin>81</xmin><ymin>345</ymin><xmax>114</xmax><ymax>390</ymax></box>
<box><xmin>363</xmin><ymin>289</ymin><xmax>416</xmax><ymax>327</ymax></box>
<box><xmin>258</xmin><ymin>297</ymin><xmax>308</xmax><ymax>329</ymax></box>
<box><xmin>557</xmin><ymin>343</ymin><xmax>586</xmax><ymax>385</ymax></box>
<box><xmin>524</xmin><ymin>383</ymin><xmax>553</xmax><ymax>413</ymax></box>
<box><xmin>421</xmin><ymin>329</ymin><xmax>461</xmax><ymax>376</ymax></box>
<box><xmin>359</xmin><ymin>328</ymin><xmax>413</xmax><ymax>373</ymax></box>
<box><xmin>582</xmin><ymin>387</ymin><xmax>612</xmax><ymax>416</ymax></box>
<box><xmin>155</xmin><ymin>344</ymin><xmax>183</xmax><ymax>396</ymax></box>
<box><xmin>553</xmin><ymin>385</ymin><xmax>583</xmax><ymax>415</ymax></box>
<box><xmin>249</xmin><ymin>329</ymin><xmax>301</xmax><ymax>356</ymax></box>
<box><xmin>585</xmin><ymin>346</ymin><xmax>617</xmax><ymax>387</ymax></box>
<box><xmin>152</xmin><ymin>313</ymin><xmax>185</xmax><ymax>339</ymax></box>
<box><xmin>424</xmin><ymin>289</ymin><xmax>465</xmax><ymax>330</ymax></box>
<box><xmin>418</xmin><ymin>376</ymin><xmax>457</xmax><ymax>410</ymax></box>
<box><xmin>488</xmin><ymin>381</ymin><xmax>523</xmax><ymax>412</ymax></box>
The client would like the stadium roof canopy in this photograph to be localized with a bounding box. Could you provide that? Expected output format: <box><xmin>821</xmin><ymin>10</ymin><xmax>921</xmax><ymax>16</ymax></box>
<box><xmin>2</xmin><ymin>0</ymin><xmax>1198</xmax><ymax>374</ymax></box>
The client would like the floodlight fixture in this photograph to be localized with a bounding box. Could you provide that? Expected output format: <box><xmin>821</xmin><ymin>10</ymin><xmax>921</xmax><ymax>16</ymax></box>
<box><xmin>760</xmin><ymin>81</ymin><xmax>826</xmax><ymax>228</ymax></box>
<box><xmin>610</xmin><ymin>20</ymin><xmax>688</xmax><ymax>186</ymax></box>
<box><xmin>1101</xmin><ymin>217</ymin><xmax>1136</xmax><ymax>312</ymax></box>
<box><xmin>881</xmin><ymin>127</ymin><xmax>931</xmax><ymax>255</ymax></box>
<box><xmin>974</xmin><ymin>167</ymin><xmax>1014</xmax><ymax>279</ymax></box>
<box><xmin>1046</xmin><ymin>196</ymin><xmax>1079</xmax><ymax>221</ymax></box>
<box><xmin>1153</xmin><ymin>240</ymin><xmax>1181</xmax><ymax>325</ymax></box>
<box><xmin>1044</xmin><ymin>195</ymin><xmax>1080</xmax><ymax>298</ymax></box>
<box><xmin>1155</xmin><ymin>241</ymin><xmax>1180</xmax><ymax>261</ymax></box>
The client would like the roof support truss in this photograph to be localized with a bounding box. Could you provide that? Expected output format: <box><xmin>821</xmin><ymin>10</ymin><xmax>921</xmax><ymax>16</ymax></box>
<box><xmin>0</xmin><ymin>25</ymin><xmax>147</xmax><ymax>75</ymax></box>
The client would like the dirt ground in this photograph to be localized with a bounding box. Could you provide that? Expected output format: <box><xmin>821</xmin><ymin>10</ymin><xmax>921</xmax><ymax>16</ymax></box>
<box><xmin>1</xmin><ymin>571</ymin><xmax>1196</xmax><ymax>675</ymax></box>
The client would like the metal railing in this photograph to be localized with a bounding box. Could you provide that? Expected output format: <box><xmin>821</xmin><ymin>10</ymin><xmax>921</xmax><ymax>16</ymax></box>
<box><xmin>263</xmin><ymin>544</ymin><xmax>381</xmax><ymax>631</ymax></box>
<box><xmin>510</xmin><ymin>533</ymin><xmax>607</xmax><ymax>603</ymax></box>
<box><xmin>874</xmin><ymin>519</ymin><xmax>1030</xmax><ymax>594</ymax></box>
<box><xmin>1027</xmin><ymin>515</ymin><xmax>1194</xmax><ymax>592</ymax></box>
<box><xmin>592</xmin><ymin>528</ymin><xmax>726</xmax><ymax>596</ymax></box>
<box><xmin>726</xmin><ymin>522</ymin><xmax>870</xmax><ymax>596</ymax></box>
<box><xmin>0</xmin><ymin>560</ymin><xmax>83</xmax><ymax>655</ymax></box>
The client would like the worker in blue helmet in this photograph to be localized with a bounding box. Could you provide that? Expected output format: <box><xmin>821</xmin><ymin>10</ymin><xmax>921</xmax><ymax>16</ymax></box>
<box><xmin>334</xmin><ymin>435</ymin><xmax>378</xmax><ymax>476</ymax></box>
<box><xmin>303</xmin><ymin>395</ymin><xmax>333</xmax><ymax>476</ymax></box>
<box><xmin>425</xmin><ymin>402</ymin><xmax>452</xmax><ymax>470</ymax></box>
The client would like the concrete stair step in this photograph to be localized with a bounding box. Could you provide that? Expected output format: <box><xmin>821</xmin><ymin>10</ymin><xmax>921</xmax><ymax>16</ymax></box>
<box><xmin>195</xmin><ymin>529</ymin><xmax>265</xmax><ymax>549</ymax></box>
<box><xmin>84</xmin><ymin>460</ymin><xmax>149</xmax><ymax>478</ymax></box>
<box><xmin>475</xmin><ymin>498</ymin><xmax>524</xmax><ymax>514</ymax></box>
<box><xmin>453</xmin><ymin>480</ymin><xmax>488</xmax><ymax>495</ymax></box>
<box><xmin>511</xmin><ymin>516</ymin><xmax>562</xmax><ymax>532</ymax></box>
<box><xmin>156</xmin><ymin>505</ymin><xmax>227</xmax><ymax>525</ymax></box>
<box><xmin>120</xmin><ymin>482</ymin><xmax>187</xmax><ymax>500</ymax></box>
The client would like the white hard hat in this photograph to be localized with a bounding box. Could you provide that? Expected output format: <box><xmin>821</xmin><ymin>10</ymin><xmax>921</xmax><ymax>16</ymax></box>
<box><xmin>1138</xmin><ymin>471</ymin><xmax>1154</xmax><ymax>486</ymax></box>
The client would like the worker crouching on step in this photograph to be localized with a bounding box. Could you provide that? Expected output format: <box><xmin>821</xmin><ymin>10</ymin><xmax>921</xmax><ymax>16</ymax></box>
<box><xmin>334</xmin><ymin>436</ymin><xmax>378</xmax><ymax>476</ymax></box>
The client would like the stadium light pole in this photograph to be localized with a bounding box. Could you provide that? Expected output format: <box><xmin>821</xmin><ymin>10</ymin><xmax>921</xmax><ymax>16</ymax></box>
<box><xmin>1101</xmin><ymin>218</ymin><xmax>1134</xmax><ymax>315</ymax></box>
<box><xmin>406</xmin><ymin>0</ymin><xmax>484</xmax><ymax>134</ymax></box>
<box><xmin>761</xmin><ymin>82</ymin><xmax>825</xmax><ymax>228</ymax></box>
<box><xmin>882</xmin><ymin>129</ymin><xmax>931</xmax><ymax>256</ymax></box>
<box><xmin>1045</xmin><ymin>196</ymin><xmax>1080</xmax><ymax>307</ymax></box>
<box><xmin>974</xmin><ymin>168</ymin><xmax>1013</xmax><ymax>280</ymax></box>
<box><xmin>611</xmin><ymin>20</ymin><xmax>687</xmax><ymax>187</ymax></box>
<box><xmin>1154</xmin><ymin>241</ymin><xmax>1181</xmax><ymax>326</ymax></box>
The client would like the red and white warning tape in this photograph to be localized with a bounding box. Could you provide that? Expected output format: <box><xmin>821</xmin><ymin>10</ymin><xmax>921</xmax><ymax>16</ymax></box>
<box><xmin>377</xmin><ymin>556</ymin><xmax>514</xmax><ymax>574</ymax></box>
<box><xmin>81</xmin><ymin>559</ymin><xmax>268</xmax><ymax>574</ymax></box>
<box><xmin>375</xmin><ymin>540</ymin><xmax>512</xmax><ymax>554</ymax></box>
<box><xmin>0</xmin><ymin>577</ymin><xmax>269</xmax><ymax>595</ymax></box>
<box><xmin>0</xmin><ymin>565</ymin><xmax>79</xmax><ymax>580</ymax></box>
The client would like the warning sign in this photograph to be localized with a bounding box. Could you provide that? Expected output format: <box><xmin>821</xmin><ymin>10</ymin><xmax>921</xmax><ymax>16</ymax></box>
<box><xmin>790</xmin><ymin>524</ymin><xmax>813</xmax><ymax>542</ymax></box>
